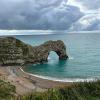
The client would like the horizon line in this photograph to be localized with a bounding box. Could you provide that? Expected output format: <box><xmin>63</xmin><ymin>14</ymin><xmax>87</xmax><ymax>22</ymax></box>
<box><xmin>0</xmin><ymin>30</ymin><xmax>100</xmax><ymax>36</ymax></box>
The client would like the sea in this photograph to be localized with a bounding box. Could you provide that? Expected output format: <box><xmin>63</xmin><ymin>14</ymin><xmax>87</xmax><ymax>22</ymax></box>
<box><xmin>4</xmin><ymin>30</ymin><xmax>100</xmax><ymax>82</ymax></box>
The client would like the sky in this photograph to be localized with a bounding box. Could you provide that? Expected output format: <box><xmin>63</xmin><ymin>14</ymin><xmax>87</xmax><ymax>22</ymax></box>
<box><xmin>0</xmin><ymin>0</ymin><xmax>100</xmax><ymax>31</ymax></box>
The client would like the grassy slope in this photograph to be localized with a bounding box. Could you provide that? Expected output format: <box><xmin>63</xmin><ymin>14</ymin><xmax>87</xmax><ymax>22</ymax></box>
<box><xmin>1</xmin><ymin>80</ymin><xmax>100</xmax><ymax>100</ymax></box>
<box><xmin>0</xmin><ymin>80</ymin><xmax>16</xmax><ymax>100</ymax></box>
<box><xmin>21</xmin><ymin>81</ymin><xmax>100</xmax><ymax>100</ymax></box>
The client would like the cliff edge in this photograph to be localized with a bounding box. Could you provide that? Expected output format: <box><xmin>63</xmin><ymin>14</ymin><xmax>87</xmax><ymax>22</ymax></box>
<box><xmin>0</xmin><ymin>37</ymin><xmax>68</xmax><ymax>65</ymax></box>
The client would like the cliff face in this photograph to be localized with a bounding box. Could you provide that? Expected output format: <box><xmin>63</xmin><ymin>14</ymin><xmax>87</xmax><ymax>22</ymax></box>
<box><xmin>0</xmin><ymin>37</ymin><xmax>68</xmax><ymax>65</ymax></box>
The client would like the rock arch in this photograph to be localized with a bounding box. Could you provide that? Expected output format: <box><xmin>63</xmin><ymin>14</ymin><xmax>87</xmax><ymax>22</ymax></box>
<box><xmin>41</xmin><ymin>40</ymin><xmax>68</xmax><ymax>61</ymax></box>
<box><xmin>0</xmin><ymin>37</ymin><xmax>68</xmax><ymax>65</ymax></box>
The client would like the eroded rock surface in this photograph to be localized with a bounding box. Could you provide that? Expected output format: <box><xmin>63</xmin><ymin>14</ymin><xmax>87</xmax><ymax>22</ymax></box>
<box><xmin>0</xmin><ymin>37</ymin><xmax>68</xmax><ymax>65</ymax></box>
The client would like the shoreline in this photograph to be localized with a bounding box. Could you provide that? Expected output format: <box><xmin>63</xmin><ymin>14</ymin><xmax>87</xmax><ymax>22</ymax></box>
<box><xmin>16</xmin><ymin>67</ymin><xmax>72</xmax><ymax>89</ymax></box>
<box><xmin>0</xmin><ymin>66</ymin><xmax>98</xmax><ymax>95</ymax></box>
<box><xmin>20</xmin><ymin>67</ymin><xmax>97</xmax><ymax>83</ymax></box>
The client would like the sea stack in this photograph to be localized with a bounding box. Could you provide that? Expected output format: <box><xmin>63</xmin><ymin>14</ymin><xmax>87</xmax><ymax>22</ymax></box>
<box><xmin>0</xmin><ymin>37</ymin><xmax>68</xmax><ymax>65</ymax></box>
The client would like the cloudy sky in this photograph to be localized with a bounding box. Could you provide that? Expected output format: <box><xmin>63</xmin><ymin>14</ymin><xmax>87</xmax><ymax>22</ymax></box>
<box><xmin>0</xmin><ymin>0</ymin><xmax>100</xmax><ymax>31</ymax></box>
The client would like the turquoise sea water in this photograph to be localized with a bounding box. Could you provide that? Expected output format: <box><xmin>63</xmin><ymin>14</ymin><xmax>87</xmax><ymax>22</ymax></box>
<box><xmin>15</xmin><ymin>32</ymin><xmax>100</xmax><ymax>81</ymax></box>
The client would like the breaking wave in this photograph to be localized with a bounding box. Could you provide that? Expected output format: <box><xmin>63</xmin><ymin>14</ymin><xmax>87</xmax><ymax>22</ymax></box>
<box><xmin>69</xmin><ymin>56</ymin><xmax>74</xmax><ymax>60</ymax></box>
<box><xmin>20</xmin><ymin>68</ymin><xmax>98</xmax><ymax>82</ymax></box>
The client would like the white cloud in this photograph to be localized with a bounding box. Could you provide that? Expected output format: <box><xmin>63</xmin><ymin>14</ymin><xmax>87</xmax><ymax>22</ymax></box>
<box><xmin>67</xmin><ymin>0</ymin><xmax>85</xmax><ymax>12</ymax></box>
<box><xmin>67</xmin><ymin>0</ymin><xmax>100</xmax><ymax>31</ymax></box>
<box><xmin>69</xmin><ymin>12</ymin><xmax>100</xmax><ymax>31</ymax></box>
<box><xmin>67</xmin><ymin>0</ymin><xmax>100</xmax><ymax>14</ymax></box>
<box><xmin>77</xmin><ymin>0</ymin><xmax>100</xmax><ymax>10</ymax></box>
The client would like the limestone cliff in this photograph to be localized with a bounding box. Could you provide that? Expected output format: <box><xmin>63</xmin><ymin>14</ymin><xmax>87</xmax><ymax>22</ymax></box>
<box><xmin>0</xmin><ymin>37</ymin><xmax>68</xmax><ymax>65</ymax></box>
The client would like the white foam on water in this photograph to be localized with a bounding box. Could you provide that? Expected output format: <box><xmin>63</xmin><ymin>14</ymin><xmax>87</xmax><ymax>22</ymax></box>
<box><xmin>69</xmin><ymin>56</ymin><xmax>74</xmax><ymax>60</ymax></box>
<box><xmin>20</xmin><ymin>68</ymin><xmax>98</xmax><ymax>83</ymax></box>
<box><xmin>48</xmin><ymin>57</ymin><xmax>51</xmax><ymax>60</ymax></box>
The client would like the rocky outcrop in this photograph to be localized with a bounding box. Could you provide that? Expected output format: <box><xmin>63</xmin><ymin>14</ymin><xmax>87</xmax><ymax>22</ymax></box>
<box><xmin>0</xmin><ymin>37</ymin><xmax>68</xmax><ymax>65</ymax></box>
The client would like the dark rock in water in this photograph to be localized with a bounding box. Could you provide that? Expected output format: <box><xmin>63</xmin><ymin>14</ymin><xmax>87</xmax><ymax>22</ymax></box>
<box><xmin>0</xmin><ymin>37</ymin><xmax>68</xmax><ymax>65</ymax></box>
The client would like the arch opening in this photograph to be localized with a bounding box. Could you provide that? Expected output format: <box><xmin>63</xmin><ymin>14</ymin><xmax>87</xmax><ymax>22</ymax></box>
<box><xmin>48</xmin><ymin>51</ymin><xmax>59</xmax><ymax>61</ymax></box>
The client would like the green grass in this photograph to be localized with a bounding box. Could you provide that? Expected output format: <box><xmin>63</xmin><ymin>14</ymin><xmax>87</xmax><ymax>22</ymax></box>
<box><xmin>0</xmin><ymin>80</ymin><xmax>16</xmax><ymax>100</ymax></box>
<box><xmin>1</xmin><ymin>80</ymin><xmax>100</xmax><ymax>100</ymax></box>
<box><xmin>20</xmin><ymin>81</ymin><xmax>100</xmax><ymax>100</ymax></box>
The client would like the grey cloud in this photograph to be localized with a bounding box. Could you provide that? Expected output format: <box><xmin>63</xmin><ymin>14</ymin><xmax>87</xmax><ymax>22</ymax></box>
<box><xmin>0</xmin><ymin>0</ymin><xmax>83</xmax><ymax>30</ymax></box>
<box><xmin>68</xmin><ymin>0</ymin><xmax>100</xmax><ymax>31</ymax></box>
<box><xmin>69</xmin><ymin>13</ymin><xmax>100</xmax><ymax>31</ymax></box>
